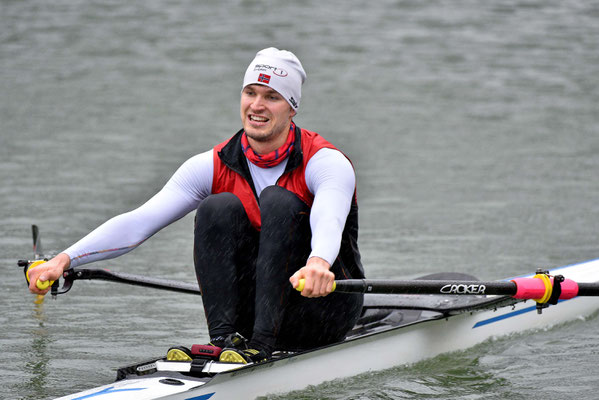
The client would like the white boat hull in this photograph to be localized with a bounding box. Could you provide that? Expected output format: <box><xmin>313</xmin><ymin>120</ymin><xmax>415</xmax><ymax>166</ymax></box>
<box><xmin>56</xmin><ymin>259</ymin><xmax>599</xmax><ymax>400</ymax></box>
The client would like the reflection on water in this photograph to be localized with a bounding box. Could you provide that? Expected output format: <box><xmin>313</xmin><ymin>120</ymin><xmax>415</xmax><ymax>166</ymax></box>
<box><xmin>20</xmin><ymin>300</ymin><xmax>52</xmax><ymax>400</ymax></box>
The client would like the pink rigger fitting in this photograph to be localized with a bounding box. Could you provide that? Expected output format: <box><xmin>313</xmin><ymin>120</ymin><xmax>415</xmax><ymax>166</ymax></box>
<box><xmin>511</xmin><ymin>277</ymin><xmax>579</xmax><ymax>300</ymax></box>
<box><xmin>559</xmin><ymin>278</ymin><xmax>579</xmax><ymax>299</ymax></box>
<box><xmin>511</xmin><ymin>277</ymin><xmax>547</xmax><ymax>299</ymax></box>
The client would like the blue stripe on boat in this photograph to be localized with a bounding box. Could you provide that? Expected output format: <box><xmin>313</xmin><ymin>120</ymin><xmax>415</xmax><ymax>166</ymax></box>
<box><xmin>472</xmin><ymin>299</ymin><xmax>567</xmax><ymax>328</ymax></box>
<box><xmin>472</xmin><ymin>305</ymin><xmax>537</xmax><ymax>328</ymax></box>
<box><xmin>186</xmin><ymin>393</ymin><xmax>215</xmax><ymax>400</ymax></box>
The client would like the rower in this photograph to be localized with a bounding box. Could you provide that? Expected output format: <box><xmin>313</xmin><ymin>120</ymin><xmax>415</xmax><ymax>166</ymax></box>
<box><xmin>27</xmin><ymin>47</ymin><xmax>365</xmax><ymax>363</ymax></box>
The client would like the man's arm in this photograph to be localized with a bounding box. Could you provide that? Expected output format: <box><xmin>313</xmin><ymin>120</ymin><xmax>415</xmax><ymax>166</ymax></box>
<box><xmin>289</xmin><ymin>148</ymin><xmax>356</xmax><ymax>297</ymax></box>
<box><xmin>29</xmin><ymin>150</ymin><xmax>214</xmax><ymax>295</ymax></box>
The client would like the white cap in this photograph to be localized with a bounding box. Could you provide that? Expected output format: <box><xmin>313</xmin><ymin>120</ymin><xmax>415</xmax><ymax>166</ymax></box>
<box><xmin>242</xmin><ymin>47</ymin><xmax>307</xmax><ymax>110</ymax></box>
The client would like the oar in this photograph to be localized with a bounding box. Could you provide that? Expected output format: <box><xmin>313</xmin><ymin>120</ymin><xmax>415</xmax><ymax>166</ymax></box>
<box><xmin>20</xmin><ymin>227</ymin><xmax>599</xmax><ymax>309</ymax></box>
<box><xmin>23</xmin><ymin>262</ymin><xmax>599</xmax><ymax>302</ymax></box>
<box><xmin>297</xmin><ymin>274</ymin><xmax>599</xmax><ymax>304</ymax></box>
<box><xmin>19</xmin><ymin>225</ymin><xmax>201</xmax><ymax>297</ymax></box>
<box><xmin>60</xmin><ymin>267</ymin><xmax>202</xmax><ymax>295</ymax></box>
<box><xmin>23</xmin><ymin>262</ymin><xmax>599</xmax><ymax>316</ymax></box>
<box><xmin>24</xmin><ymin>225</ymin><xmax>55</xmax><ymax>302</ymax></box>
<box><xmin>18</xmin><ymin>262</ymin><xmax>202</xmax><ymax>297</ymax></box>
<box><xmin>32</xmin><ymin>224</ymin><xmax>44</xmax><ymax>260</ymax></box>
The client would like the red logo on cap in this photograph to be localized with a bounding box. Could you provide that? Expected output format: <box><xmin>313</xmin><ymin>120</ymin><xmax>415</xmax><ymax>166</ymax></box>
<box><xmin>258</xmin><ymin>73</ymin><xmax>271</xmax><ymax>84</ymax></box>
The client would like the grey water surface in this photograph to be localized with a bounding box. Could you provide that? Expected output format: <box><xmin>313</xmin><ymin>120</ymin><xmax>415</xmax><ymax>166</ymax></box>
<box><xmin>2</xmin><ymin>0</ymin><xmax>599</xmax><ymax>399</ymax></box>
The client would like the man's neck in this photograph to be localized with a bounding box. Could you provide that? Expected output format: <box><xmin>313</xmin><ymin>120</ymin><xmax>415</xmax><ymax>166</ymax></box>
<box><xmin>246</xmin><ymin>122</ymin><xmax>292</xmax><ymax>154</ymax></box>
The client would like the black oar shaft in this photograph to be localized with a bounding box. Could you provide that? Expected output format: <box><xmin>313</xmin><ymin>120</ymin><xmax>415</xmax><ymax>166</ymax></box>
<box><xmin>63</xmin><ymin>268</ymin><xmax>202</xmax><ymax>295</ymax></box>
<box><xmin>575</xmin><ymin>283</ymin><xmax>599</xmax><ymax>296</ymax></box>
<box><xmin>334</xmin><ymin>279</ymin><xmax>517</xmax><ymax>296</ymax></box>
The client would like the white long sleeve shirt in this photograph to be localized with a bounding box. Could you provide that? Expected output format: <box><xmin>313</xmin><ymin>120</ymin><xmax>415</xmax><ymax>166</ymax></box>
<box><xmin>64</xmin><ymin>147</ymin><xmax>356</xmax><ymax>268</ymax></box>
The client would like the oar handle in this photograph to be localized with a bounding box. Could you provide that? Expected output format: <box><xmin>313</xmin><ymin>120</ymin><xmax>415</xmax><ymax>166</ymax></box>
<box><xmin>26</xmin><ymin>260</ymin><xmax>55</xmax><ymax>290</ymax></box>
<box><xmin>295</xmin><ymin>279</ymin><xmax>337</xmax><ymax>292</ymax></box>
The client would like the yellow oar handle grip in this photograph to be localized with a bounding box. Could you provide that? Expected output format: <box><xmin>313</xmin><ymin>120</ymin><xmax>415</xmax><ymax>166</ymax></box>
<box><xmin>295</xmin><ymin>279</ymin><xmax>336</xmax><ymax>292</ymax></box>
<box><xmin>26</xmin><ymin>260</ymin><xmax>55</xmax><ymax>290</ymax></box>
<box><xmin>37</xmin><ymin>280</ymin><xmax>53</xmax><ymax>290</ymax></box>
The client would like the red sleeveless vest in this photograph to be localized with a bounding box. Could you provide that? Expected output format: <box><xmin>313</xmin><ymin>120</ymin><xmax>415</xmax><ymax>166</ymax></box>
<box><xmin>212</xmin><ymin>127</ymin><xmax>337</xmax><ymax>230</ymax></box>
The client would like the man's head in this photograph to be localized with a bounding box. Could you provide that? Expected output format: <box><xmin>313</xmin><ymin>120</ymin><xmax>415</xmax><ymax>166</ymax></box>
<box><xmin>240</xmin><ymin>48</ymin><xmax>306</xmax><ymax>151</ymax></box>
<box><xmin>242</xmin><ymin>47</ymin><xmax>306</xmax><ymax>111</ymax></box>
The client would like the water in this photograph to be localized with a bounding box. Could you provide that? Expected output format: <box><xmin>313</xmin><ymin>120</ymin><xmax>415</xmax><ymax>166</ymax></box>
<box><xmin>2</xmin><ymin>0</ymin><xmax>599</xmax><ymax>399</ymax></box>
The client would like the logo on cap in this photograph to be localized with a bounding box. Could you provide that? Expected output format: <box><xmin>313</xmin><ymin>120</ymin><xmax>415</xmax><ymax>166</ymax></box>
<box><xmin>258</xmin><ymin>73</ymin><xmax>271</xmax><ymax>84</ymax></box>
<box><xmin>254</xmin><ymin>64</ymin><xmax>288</xmax><ymax>77</ymax></box>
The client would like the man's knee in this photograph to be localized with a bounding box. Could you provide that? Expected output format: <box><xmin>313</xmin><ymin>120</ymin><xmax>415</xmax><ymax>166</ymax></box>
<box><xmin>259</xmin><ymin>186</ymin><xmax>307</xmax><ymax>216</ymax></box>
<box><xmin>195</xmin><ymin>193</ymin><xmax>245</xmax><ymax>228</ymax></box>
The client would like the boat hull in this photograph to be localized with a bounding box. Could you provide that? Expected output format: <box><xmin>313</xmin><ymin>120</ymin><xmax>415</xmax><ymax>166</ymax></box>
<box><xmin>56</xmin><ymin>259</ymin><xmax>599</xmax><ymax>400</ymax></box>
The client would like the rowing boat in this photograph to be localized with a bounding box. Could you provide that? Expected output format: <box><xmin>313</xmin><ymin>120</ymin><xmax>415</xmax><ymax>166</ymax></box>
<box><xmin>46</xmin><ymin>257</ymin><xmax>599</xmax><ymax>400</ymax></box>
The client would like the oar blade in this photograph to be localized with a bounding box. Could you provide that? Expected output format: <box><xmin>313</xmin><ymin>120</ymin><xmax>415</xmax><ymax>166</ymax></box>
<box><xmin>32</xmin><ymin>224</ymin><xmax>45</xmax><ymax>259</ymax></box>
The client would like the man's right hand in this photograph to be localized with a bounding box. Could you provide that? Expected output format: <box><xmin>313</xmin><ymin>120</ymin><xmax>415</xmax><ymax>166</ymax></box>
<box><xmin>289</xmin><ymin>256</ymin><xmax>335</xmax><ymax>298</ymax></box>
<box><xmin>28</xmin><ymin>253</ymin><xmax>71</xmax><ymax>295</ymax></box>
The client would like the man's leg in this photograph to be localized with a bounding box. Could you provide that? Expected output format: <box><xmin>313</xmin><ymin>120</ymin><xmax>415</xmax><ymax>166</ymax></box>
<box><xmin>251</xmin><ymin>186</ymin><xmax>363</xmax><ymax>354</ymax></box>
<box><xmin>275</xmin><ymin>281</ymin><xmax>364</xmax><ymax>351</ymax></box>
<box><xmin>193</xmin><ymin>193</ymin><xmax>258</xmax><ymax>341</ymax></box>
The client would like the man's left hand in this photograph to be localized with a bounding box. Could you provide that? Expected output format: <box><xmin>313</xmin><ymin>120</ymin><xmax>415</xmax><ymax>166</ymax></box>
<box><xmin>290</xmin><ymin>257</ymin><xmax>335</xmax><ymax>298</ymax></box>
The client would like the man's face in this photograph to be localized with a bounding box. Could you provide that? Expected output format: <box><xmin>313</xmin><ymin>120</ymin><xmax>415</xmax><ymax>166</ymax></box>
<box><xmin>240</xmin><ymin>84</ymin><xmax>296</xmax><ymax>146</ymax></box>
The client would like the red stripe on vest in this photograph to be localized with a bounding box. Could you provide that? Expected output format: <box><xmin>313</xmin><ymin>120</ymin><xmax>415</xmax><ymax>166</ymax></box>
<box><xmin>212</xmin><ymin>128</ymin><xmax>337</xmax><ymax>230</ymax></box>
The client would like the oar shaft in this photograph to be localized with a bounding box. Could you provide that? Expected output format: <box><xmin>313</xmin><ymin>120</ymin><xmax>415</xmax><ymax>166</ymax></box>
<box><xmin>330</xmin><ymin>278</ymin><xmax>599</xmax><ymax>300</ymax></box>
<box><xmin>333</xmin><ymin>279</ymin><xmax>516</xmax><ymax>295</ymax></box>
<box><xmin>576</xmin><ymin>283</ymin><xmax>599</xmax><ymax>296</ymax></box>
<box><xmin>63</xmin><ymin>268</ymin><xmax>202</xmax><ymax>295</ymax></box>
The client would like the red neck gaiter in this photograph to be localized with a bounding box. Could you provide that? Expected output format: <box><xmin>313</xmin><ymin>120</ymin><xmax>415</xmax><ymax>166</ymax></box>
<box><xmin>241</xmin><ymin>122</ymin><xmax>296</xmax><ymax>168</ymax></box>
